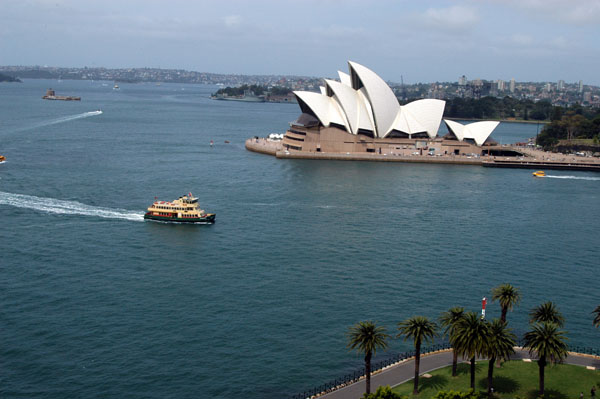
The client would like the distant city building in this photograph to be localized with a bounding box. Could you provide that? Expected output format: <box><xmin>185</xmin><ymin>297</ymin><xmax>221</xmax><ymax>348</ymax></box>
<box><xmin>545</xmin><ymin>83</ymin><xmax>552</xmax><ymax>92</ymax></box>
<box><xmin>583</xmin><ymin>92</ymin><xmax>592</xmax><ymax>102</ymax></box>
<box><xmin>497</xmin><ymin>80</ymin><xmax>505</xmax><ymax>91</ymax></box>
<box><xmin>579</xmin><ymin>80</ymin><xmax>584</xmax><ymax>93</ymax></box>
<box><xmin>510</xmin><ymin>78</ymin><xmax>515</xmax><ymax>93</ymax></box>
<box><xmin>557</xmin><ymin>80</ymin><xmax>565</xmax><ymax>91</ymax></box>
<box><xmin>458</xmin><ymin>75</ymin><xmax>467</xmax><ymax>86</ymax></box>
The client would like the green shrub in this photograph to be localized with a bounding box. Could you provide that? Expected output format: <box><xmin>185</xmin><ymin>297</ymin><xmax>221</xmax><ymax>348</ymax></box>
<box><xmin>362</xmin><ymin>385</ymin><xmax>408</xmax><ymax>399</ymax></box>
<box><xmin>433</xmin><ymin>389</ymin><xmax>484</xmax><ymax>399</ymax></box>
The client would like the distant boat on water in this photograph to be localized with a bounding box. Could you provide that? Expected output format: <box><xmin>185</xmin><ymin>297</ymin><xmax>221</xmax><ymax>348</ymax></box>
<box><xmin>42</xmin><ymin>88</ymin><xmax>80</xmax><ymax>101</ymax></box>
<box><xmin>113</xmin><ymin>84</ymin><xmax>120</xmax><ymax>90</ymax></box>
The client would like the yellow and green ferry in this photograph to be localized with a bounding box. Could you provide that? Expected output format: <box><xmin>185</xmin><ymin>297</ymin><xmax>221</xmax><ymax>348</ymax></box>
<box><xmin>144</xmin><ymin>193</ymin><xmax>215</xmax><ymax>224</ymax></box>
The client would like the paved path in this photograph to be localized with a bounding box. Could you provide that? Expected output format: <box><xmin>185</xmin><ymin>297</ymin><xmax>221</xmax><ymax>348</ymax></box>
<box><xmin>320</xmin><ymin>349</ymin><xmax>600</xmax><ymax>399</ymax></box>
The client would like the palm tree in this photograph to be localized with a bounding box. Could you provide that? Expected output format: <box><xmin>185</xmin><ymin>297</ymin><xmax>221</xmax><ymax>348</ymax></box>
<box><xmin>452</xmin><ymin>311</ymin><xmax>489</xmax><ymax>390</ymax></box>
<box><xmin>439</xmin><ymin>307</ymin><xmax>465</xmax><ymax>377</ymax></box>
<box><xmin>492</xmin><ymin>283</ymin><xmax>521</xmax><ymax>323</ymax></box>
<box><xmin>593</xmin><ymin>305</ymin><xmax>600</xmax><ymax>327</ymax></box>
<box><xmin>529</xmin><ymin>301</ymin><xmax>565</xmax><ymax>326</ymax></box>
<box><xmin>397</xmin><ymin>316</ymin><xmax>438</xmax><ymax>395</ymax></box>
<box><xmin>347</xmin><ymin>321</ymin><xmax>389</xmax><ymax>395</ymax></box>
<box><xmin>485</xmin><ymin>319</ymin><xmax>516</xmax><ymax>397</ymax></box>
<box><xmin>523</xmin><ymin>322</ymin><xmax>569</xmax><ymax>395</ymax></box>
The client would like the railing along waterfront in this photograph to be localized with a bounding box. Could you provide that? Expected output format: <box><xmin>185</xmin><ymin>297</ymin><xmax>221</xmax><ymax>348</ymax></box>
<box><xmin>289</xmin><ymin>342</ymin><xmax>452</xmax><ymax>399</ymax></box>
<box><xmin>289</xmin><ymin>342</ymin><xmax>600</xmax><ymax>399</ymax></box>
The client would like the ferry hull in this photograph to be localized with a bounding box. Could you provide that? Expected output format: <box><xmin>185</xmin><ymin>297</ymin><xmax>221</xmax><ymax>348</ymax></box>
<box><xmin>144</xmin><ymin>213</ymin><xmax>216</xmax><ymax>224</ymax></box>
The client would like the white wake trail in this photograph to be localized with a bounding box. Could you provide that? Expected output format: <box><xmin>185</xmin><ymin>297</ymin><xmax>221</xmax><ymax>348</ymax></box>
<box><xmin>0</xmin><ymin>191</ymin><xmax>143</xmax><ymax>222</ymax></box>
<box><xmin>546</xmin><ymin>175</ymin><xmax>600</xmax><ymax>181</ymax></box>
<box><xmin>17</xmin><ymin>111</ymin><xmax>103</xmax><ymax>132</ymax></box>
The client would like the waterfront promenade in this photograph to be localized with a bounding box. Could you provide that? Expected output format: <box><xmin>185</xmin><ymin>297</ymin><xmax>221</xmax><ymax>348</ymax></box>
<box><xmin>245</xmin><ymin>138</ymin><xmax>600</xmax><ymax>171</ymax></box>
<box><xmin>318</xmin><ymin>349</ymin><xmax>600</xmax><ymax>399</ymax></box>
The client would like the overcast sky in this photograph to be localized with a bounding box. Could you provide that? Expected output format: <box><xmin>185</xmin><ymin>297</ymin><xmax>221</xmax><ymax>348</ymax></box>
<box><xmin>2</xmin><ymin>0</ymin><xmax>599</xmax><ymax>84</ymax></box>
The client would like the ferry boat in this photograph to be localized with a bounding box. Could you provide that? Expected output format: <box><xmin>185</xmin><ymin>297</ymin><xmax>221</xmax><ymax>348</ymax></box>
<box><xmin>144</xmin><ymin>193</ymin><xmax>215</xmax><ymax>224</ymax></box>
<box><xmin>532</xmin><ymin>171</ymin><xmax>546</xmax><ymax>177</ymax></box>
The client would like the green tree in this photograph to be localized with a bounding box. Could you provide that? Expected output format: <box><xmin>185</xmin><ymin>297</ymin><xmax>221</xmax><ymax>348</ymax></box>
<box><xmin>523</xmin><ymin>322</ymin><xmax>569</xmax><ymax>395</ymax></box>
<box><xmin>491</xmin><ymin>283</ymin><xmax>521</xmax><ymax>323</ymax></box>
<box><xmin>551</xmin><ymin>106</ymin><xmax>563</xmax><ymax>121</ymax></box>
<box><xmin>593</xmin><ymin>305</ymin><xmax>600</xmax><ymax>327</ymax></box>
<box><xmin>452</xmin><ymin>312</ymin><xmax>489</xmax><ymax>390</ymax></box>
<box><xmin>397</xmin><ymin>316</ymin><xmax>438</xmax><ymax>395</ymax></box>
<box><xmin>347</xmin><ymin>321</ymin><xmax>390</xmax><ymax>395</ymax></box>
<box><xmin>439</xmin><ymin>307</ymin><xmax>465</xmax><ymax>377</ymax></box>
<box><xmin>529</xmin><ymin>301</ymin><xmax>565</xmax><ymax>326</ymax></box>
<box><xmin>484</xmin><ymin>319</ymin><xmax>516</xmax><ymax>397</ymax></box>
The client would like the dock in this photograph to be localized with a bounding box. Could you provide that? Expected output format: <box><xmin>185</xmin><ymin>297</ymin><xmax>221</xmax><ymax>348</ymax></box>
<box><xmin>483</xmin><ymin>159</ymin><xmax>600</xmax><ymax>171</ymax></box>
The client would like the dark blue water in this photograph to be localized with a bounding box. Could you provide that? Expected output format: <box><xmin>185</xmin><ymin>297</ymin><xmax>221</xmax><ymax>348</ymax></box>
<box><xmin>1</xmin><ymin>80</ymin><xmax>599</xmax><ymax>399</ymax></box>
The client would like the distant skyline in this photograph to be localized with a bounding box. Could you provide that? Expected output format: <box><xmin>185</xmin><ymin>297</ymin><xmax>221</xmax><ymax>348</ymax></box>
<box><xmin>2</xmin><ymin>0</ymin><xmax>600</xmax><ymax>85</ymax></box>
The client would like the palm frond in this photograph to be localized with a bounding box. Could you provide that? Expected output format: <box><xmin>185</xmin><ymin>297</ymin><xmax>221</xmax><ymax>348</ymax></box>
<box><xmin>347</xmin><ymin>321</ymin><xmax>389</xmax><ymax>357</ymax></box>
<box><xmin>397</xmin><ymin>316</ymin><xmax>438</xmax><ymax>347</ymax></box>
<box><xmin>523</xmin><ymin>322</ymin><xmax>569</xmax><ymax>362</ymax></box>
<box><xmin>529</xmin><ymin>301</ymin><xmax>565</xmax><ymax>326</ymax></box>
<box><xmin>491</xmin><ymin>283</ymin><xmax>521</xmax><ymax>311</ymax></box>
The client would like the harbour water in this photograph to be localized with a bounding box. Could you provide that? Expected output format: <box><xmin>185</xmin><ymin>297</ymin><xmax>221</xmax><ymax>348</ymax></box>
<box><xmin>1</xmin><ymin>79</ymin><xmax>599</xmax><ymax>399</ymax></box>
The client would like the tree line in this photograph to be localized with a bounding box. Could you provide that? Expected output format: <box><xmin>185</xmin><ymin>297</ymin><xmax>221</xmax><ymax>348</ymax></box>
<box><xmin>536</xmin><ymin>106</ymin><xmax>600</xmax><ymax>149</ymax></box>
<box><xmin>0</xmin><ymin>72</ymin><xmax>22</xmax><ymax>83</ymax></box>
<box><xmin>437</xmin><ymin>97</ymin><xmax>555</xmax><ymax>121</ymax></box>
<box><xmin>212</xmin><ymin>84</ymin><xmax>292</xmax><ymax>97</ymax></box>
<box><xmin>347</xmin><ymin>283</ymin><xmax>600</xmax><ymax>398</ymax></box>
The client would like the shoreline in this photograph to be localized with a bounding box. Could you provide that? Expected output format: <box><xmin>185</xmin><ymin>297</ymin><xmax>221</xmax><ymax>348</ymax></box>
<box><xmin>445</xmin><ymin>117</ymin><xmax>549</xmax><ymax>124</ymax></box>
<box><xmin>245</xmin><ymin>138</ymin><xmax>600</xmax><ymax>171</ymax></box>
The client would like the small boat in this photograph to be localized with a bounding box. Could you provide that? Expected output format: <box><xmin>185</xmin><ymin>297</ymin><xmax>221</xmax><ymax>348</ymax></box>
<box><xmin>0</xmin><ymin>155</ymin><xmax>5</xmax><ymax>163</ymax></box>
<box><xmin>224</xmin><ymin>140</ymin><xmax>230</xmax><ymax>144</ymax></box>
<box><xmin>144</xmin><ymin>193</ymin><xmax>215</xmax><ymax>224</ymax></box>
<box><xmin>113</xmin><ymin>84</ymin><xmax>120</xmax><ymax>90</ymax></box>
<box><xmin>532</xmin><ymin>171</ymin><xmax>545</xmax><ymax>177</ymax></box>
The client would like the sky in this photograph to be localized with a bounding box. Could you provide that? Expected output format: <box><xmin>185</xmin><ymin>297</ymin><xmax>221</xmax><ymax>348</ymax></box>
<box><xmin>1</xmin><ymin>0</ymin><xmax>600</xmax><ymax>85</ymax></box>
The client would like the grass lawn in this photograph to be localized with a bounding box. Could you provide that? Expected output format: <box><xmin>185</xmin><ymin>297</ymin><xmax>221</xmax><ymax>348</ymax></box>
<box><xmin>392</xmin><ymin>361</ymin><xmax>600</xmax><ymax>399</ymax></box>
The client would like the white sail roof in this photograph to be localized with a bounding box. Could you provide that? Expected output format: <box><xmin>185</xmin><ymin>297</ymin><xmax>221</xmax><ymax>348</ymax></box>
<box><xmin>403</xmin><ymin>99</ymin><xmax>446</xmax><ymax>139</ymax></box>
<box><xmin>293</xmin><ymin>91</ymin><xmax>346</xmax><ymax>128</ymax></box>
<box><xmin>338</xmin><ymin>71</ymin><xmax>351</xmax><ymax>87</ymax></box>
<box><xmin>325</xmin><ymin>79</ymin><xmax>373</xmax><ymax>134</ymax></box>
<box><xmin>348</xmin><ymin>61</ymin><xmax>400</xmax><ymax>137</ymax></box>
<box><xmin>389</xmin><ymin>108</ymin><xmax>425</xmax><ymax>137</ymax></box>
<box><xmin>444</xmin><ymin>119</ymin><xmax>466</xmax><ymax>141</ymax></box>
<box><xmin>292</xmin><ymin>61</ymin><xmax>453</xmax><ymax>141</ymax></box>
<box><xmin>444</xmin><ymin>120</ymin><xmax>500</xmax><ymax>146</ymax></box>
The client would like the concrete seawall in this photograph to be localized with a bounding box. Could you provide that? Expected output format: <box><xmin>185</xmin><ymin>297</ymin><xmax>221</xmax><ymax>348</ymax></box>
<box><xmin>276</xmin><ymin>150</ymin><xmax>483</xmax><ymax>165</ymax></box>
<box><xmin>245</xmin><ymin>138</ymin><xmax>600</xmax><ymax>171</ymax></box>
<box><xmin>245</xmin><ymin>138</ymin><xmax>280</xmax><ymax>156</ymax></box>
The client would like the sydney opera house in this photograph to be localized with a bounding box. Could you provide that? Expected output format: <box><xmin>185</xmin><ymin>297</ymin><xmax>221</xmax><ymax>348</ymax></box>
<box><xmin>282</xmin><ymin>61</ymin><xmax>499</xmax><ymax>156</ymax></box>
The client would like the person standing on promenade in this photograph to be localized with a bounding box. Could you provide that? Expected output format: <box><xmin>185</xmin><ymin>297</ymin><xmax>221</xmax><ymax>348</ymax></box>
<box><xmin>591</xmin><ymin>386</ymin><xmax>596</xmax><ymax>399</ymax></box>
